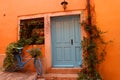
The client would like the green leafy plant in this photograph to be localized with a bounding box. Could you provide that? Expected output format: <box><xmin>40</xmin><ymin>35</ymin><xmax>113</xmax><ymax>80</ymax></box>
<box><xmin>3</xmin><ymin>42</ymin><xmax>17</xmax><ymax>71</ymax></box>
<box><xmin>3</xmin><ymin>39</ymin><xmax>29</xmax><ymax>71</ymax></box>
<box><xmin>20</xmin><ymin>19</ymin><xmax>44</xmax><ymax>45</ymax></box>
<box><xmin>27</xmin><ymin>48</ymin><xmax>42</xmax><ymax>58</ymax></box>
<box><xmin>78</xmin><ymin>24</ymin><xmax>107</xmax><ymax>80</ymax></box>
<box><xmin>16</xmin><ymin>38</ymin><xmax>27</xmax><ymax>47</ymax></box>
<box><xmin>78</xmin><ymin>0</ymin><xmax>110</xmax><ymax>80</ymax></box>
<box><xmin>35</xmin><ymin>37</ymin><xmax>44</xmax><ymax>44</ymax></box>
<box><xmin>3</xmin><ymin>19</ymin><xmax>44</xmax><ymax>71</ymax></box>
<box><xmin>3</xmin><ymin>38</ymin><xmax>44</xmax><ymax>71</ymax></box>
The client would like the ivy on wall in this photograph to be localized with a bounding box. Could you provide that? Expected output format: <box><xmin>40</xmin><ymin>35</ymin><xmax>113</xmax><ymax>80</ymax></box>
<box><xmin>78</xmin><ymin>0</ymin><xmax>110</xmax><ymax>80</ymax></box>
<box><xmin>78</xmin><ymin>23</ymin><xmax>107</xmax><ymax>80</ymax></box>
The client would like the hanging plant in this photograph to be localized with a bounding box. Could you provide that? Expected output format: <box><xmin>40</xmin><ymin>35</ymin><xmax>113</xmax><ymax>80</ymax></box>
<box><xmin>27</xmin><ymin>48</ymin><xmax>42</xmax><ymax>58</ymax></box>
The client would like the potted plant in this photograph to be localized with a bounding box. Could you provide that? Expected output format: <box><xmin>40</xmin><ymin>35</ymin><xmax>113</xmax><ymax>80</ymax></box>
<box><xmin>27</xmin><ymin>48</ymin><xmax>42</xmax><ymax>58</ymax></box>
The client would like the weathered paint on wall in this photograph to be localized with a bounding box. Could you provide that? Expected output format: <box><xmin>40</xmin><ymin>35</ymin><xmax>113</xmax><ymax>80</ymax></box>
<box><xmin>0</xmin><ymin>0</ymin><xmax>120</xmax><ymax>80</ymax></box>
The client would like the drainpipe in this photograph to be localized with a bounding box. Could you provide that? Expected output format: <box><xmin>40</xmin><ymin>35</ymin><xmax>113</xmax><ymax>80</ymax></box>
<box><xmin>86</xmin><ymin>0</ymin><xmax>92</xmax><ymax>26</ymax></box>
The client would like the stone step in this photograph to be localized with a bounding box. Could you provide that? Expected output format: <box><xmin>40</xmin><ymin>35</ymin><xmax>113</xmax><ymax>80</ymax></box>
<box><xmin>47</xmin><ymin>68</ymin><xmax>81</xmax><ymax>74</ymax></box>
<box><xmin>37</xmin><ymin>73</ymin><xmax>78</xmax><ymax>80</ymax></box>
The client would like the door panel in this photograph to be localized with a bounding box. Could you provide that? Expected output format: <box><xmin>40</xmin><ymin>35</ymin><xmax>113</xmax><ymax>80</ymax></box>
<box><xmin>64</xmin><ymin>47</ymin><xmax>72</xmax><ymax>61</ymax></box>
<box><xmin>51</xmin><ymin>15</ymin><xmax>82</xmax><ymax>67</ymax></box>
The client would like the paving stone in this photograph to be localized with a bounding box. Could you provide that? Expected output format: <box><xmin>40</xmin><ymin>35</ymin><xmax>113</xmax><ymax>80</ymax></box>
<box><xmin>0</xmin><ymin>71</ymin><xmax>78</xmax><ymax>80</ymax></box>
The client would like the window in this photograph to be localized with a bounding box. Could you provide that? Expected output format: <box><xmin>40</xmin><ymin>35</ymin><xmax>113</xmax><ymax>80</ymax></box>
<box><xmin>20</xmin><ymin>18</ymin><xmax>44</xmax><ymax>45</ymax></box>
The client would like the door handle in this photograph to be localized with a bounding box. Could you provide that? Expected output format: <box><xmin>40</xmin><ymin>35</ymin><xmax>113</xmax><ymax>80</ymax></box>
<box><xmin>71</xmin><ymin>39</ymin><xmax>73</xmax><ymax>45</ymax></box>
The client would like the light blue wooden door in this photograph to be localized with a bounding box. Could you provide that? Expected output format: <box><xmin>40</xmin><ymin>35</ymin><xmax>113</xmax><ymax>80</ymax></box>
<box><xmin>51</xmin><ymin>15</ymin><xmax>82</xmax><ymax>67</ymax></box>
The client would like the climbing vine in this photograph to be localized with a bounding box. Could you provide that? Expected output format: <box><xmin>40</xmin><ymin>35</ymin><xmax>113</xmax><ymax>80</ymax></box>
<box><xmin>78</xmin><ymin>0</ymin><xmax>109</xmax><ymax>80</ymax></box>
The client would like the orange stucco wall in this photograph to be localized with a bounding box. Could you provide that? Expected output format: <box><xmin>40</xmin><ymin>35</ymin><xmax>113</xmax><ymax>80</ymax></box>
<box><xmin>0</xmin><ymin>0</ymin><xmax>86</xmax><ymax>54</ymax></box>
<box><xmin>0</xmin><ymin>0</ymin><xmax>120</xmax><ymax>80</ymax></box>
<box><xmin>94</xmin><ymin>0</ymin><xmax>120</xmax><ymax>80</ymax></box>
